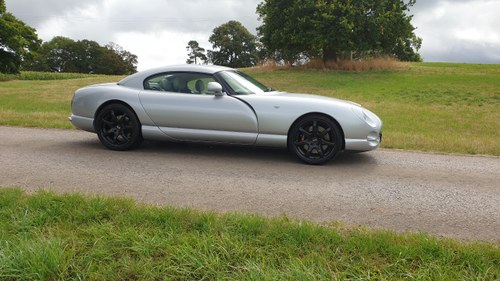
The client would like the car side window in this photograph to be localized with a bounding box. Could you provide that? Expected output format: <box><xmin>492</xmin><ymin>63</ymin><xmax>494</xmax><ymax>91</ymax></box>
<box><xmin>144</xmin><ymin>73</ymin><xmax>218</xmax><ymax>95</ymax></box>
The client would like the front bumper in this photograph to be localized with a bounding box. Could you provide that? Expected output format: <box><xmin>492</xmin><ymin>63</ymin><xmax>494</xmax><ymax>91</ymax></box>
<box><xmin>345</xmin><ymin>132</ymin><xmax>382</xmax><ymax>152</ymax></box>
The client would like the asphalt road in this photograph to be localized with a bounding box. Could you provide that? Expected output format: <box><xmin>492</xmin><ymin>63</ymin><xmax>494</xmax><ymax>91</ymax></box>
<box><xmin>1</xmin><ymin>126</ymin><xmax>499</xmax><ymax>243</ymax></box>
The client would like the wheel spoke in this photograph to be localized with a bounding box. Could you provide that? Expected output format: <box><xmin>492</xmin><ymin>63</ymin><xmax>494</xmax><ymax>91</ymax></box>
<box><xmin>112</xmin><ymin>131</ymin><xmax>119</xmax><ymax>142</ymax></box>
<box><xmin>319</xmin><ymin>127</ymin><xmax>331</xmax><ymax>137</ymax></box>
<box><xmin>317</xmin><ymin>146</ymin><xmax>324</xmax><ymax>157</ymax></box>
<box><xmin>102</xmin><ymin>119</ymin><xmax>114</xmax><ymax>126</ymax></box>
<box><xmin>110</xmin><ymin>110</ymin><xmax>118</xmax><ymax>122</ymax></box>
<box><xmin>312</xmin><ymin>120</ymin><xmax>318</xmax><ymax>136</ymax></box>
<box><xmin>104</xmin><ymin>128</ymin><xmax>115</xmax><ymax>136</ymax></box>
<box><xmin>299</xmin><ymin>127</ymin><xmax>312</xmax><ymax>137</ymax></box>
<box><xmin>305</xmin><ymin>145</ymin><xmax>314</xmax><ymax>157</ymax></box>
<box><xmin>120</xmin><ymin>132</ymin><xmax>130</xmax><ymax>142</ymax></box>
<box><xmin>117</xmin><ymin>114</ymin><xmax>127</xmax><ymax>124</ymax></box>
<box><xmin>321</xmin><ymin>140</ymin><xmax>336</xmax><ymax>148</ymax></box>
<box><xmin>294</xmin><ymin>140</ymin><xmax>307</xmax><ymax>146</ymax></box>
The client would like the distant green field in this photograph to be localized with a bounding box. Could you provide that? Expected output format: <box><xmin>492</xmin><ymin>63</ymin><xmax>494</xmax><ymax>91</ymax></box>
<box><xmin>0</xmin><ymin>72</ymin><xmax>123</xmax><ymax>128</ymax></box>
<box><xmin>0</xmin><ymin>64</ymin><xmax>499</xmax><ymax>155</ymax></box>
<box><xmin>247</xmin><ymin>63</ymin><xmax>500</xmax><ymax>155</ymax></box>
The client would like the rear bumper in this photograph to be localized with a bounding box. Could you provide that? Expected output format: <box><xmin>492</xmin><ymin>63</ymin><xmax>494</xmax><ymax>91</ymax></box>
<box><xmin>68</xmin><ymin>115</ymin><xmax>95</xmax><ymax>133</ymax></box>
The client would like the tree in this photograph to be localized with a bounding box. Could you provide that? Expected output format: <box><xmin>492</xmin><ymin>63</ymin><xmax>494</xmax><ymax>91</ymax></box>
<box><xmin>208</xmin><ymin>21</ymin><xmax>259</xmax><ymax>67</ymax></box>
<box><xmin>0</xmin><ymin>0</ymin><xmax>41</xmax><ymax>73</ymax></box>
<box><xmin>98</xmin><ymin>43</ymin><xmax>138</xmax><ymax>74</ymax></box>
<box><xmin>24</xmin><ymin>37</ymin><xmax>137</xmax><ymax>74</ymax></box>
<box><xmin>72</xmin><ymin>39</ymin><xmax>103</xmax><ymax>73</ymax></box>
<box><xmin>25</xmin><ymin>36</ymin><xmax>77</xmax><ymax>72</ymax></box>
<box><xmin>350</xmin><ymin>0</ymin><xmax>422</xmax><ymax>61</ymax></box>
<box><xmin>257</xmin><ymin>0</ymin><xmax>422</xmax><ymax>63</ymax></box>
<box><xmin>255</xmin><ymin>1</ymin><xmax>312</xmax><ymax>64</ymax></box>
<box><xmin>106</xmin><ymin>43</ymin><xmax>137</xmax><ymax>74</ymax></box>
<box><xmin>186</xmin><ymin>40</ymin><xmax>207</xmax><ymax>64</ymax></box>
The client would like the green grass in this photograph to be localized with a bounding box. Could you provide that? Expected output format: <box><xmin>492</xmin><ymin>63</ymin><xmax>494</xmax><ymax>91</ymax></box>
<box><xmin>246</xmin><ymin>63</ymin><xmax>500</xmax><ymax>155</ymax></box>
<box><xmin>1</xmin><ymin>188</ymin><xmax>498</xmax><ymax>280</ymax></box>
<box><xmin>0</xmin><ymin>71</ymin><xmax>96</xmax><ymax>82</ymax></box>
<box><xmin>0</xmin><ymin>73</ymin><xmax>123</xmax><ymax>128</ymax></box>
<box><xmin>0</xmin><ymin>63</ymin><xmax>499</xmax><ymax>155</ymax></box>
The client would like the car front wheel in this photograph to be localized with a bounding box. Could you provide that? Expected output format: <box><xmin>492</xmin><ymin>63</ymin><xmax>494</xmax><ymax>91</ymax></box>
<box><xmin>95</xmin><ymin>103</ymin><xmax>142</xmax><ymax>150</ymax></box>
<box><xmin>288</xmin><ymin>114</ymin><xmax>342</xmax><ymax>165</ymax></box>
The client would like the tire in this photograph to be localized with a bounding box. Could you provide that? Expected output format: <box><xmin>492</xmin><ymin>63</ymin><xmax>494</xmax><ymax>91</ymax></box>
<box><xmin>95</xmin><ymin>103</ymin><xmax>143</xmax><ymax>150</ymax></box>
<box><xmin>288</xmin><ymin>114</ymin><xmax>342</xmax><ymax>165</ymax></box>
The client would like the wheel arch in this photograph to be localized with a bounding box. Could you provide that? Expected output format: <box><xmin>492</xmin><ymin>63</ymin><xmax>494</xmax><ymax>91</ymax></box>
<box><xmin>93</xmin><ymin>100</ymin><xmax>141</xmax><ymax>130</ymax></box>
<box><xmin>287</xmin><ymin>112</ymin><xmax>345</xmax><ymax>150</ymax></box>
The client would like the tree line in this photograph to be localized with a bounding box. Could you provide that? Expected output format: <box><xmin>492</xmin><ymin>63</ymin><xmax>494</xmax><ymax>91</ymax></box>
<box><xmin>189</xmin><ymin>0</ymin><xmax>422</xmax><ymax>67</ymax></box>
<box><xmin>0</xmin><ymin>0</ymin><xmax>137</xmax><ymax>74</ymax></box>
<box><xmin>25</xmin><ymin>37</ymin><xmax>137</xmax><ymax>74</ymax></box>
<box><xmin>2</xmin><ymin>0</ymin><xmax>422</xmax><ymax>73</ymax></box>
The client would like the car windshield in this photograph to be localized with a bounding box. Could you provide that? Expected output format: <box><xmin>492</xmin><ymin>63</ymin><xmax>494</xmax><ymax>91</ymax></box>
<box><xmin>218</xmin><ymin>71</ymin><xmax>274</xmax><ymax>95</ymax></box>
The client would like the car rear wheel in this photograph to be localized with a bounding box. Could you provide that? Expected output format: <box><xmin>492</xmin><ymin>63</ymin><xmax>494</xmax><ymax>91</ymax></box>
<box><xmin>95</xmin><ymin>104</ymin><xmax>142</xmax><ymax>150</ymax></box>
<box><xmin>288</xmin><ymin>114</ymin><xmax>342</xmax><ymax>165</ymax></box>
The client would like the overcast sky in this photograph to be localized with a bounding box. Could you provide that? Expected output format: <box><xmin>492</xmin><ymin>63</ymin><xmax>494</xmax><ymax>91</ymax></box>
<box><xmin>5</xmin><ymin>0</ymin><xmax>500</xmax><ymax>70</ymax></box>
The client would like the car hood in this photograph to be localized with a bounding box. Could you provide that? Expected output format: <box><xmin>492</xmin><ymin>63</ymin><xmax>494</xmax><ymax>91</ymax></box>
<box><xmin>240</xmin><ymin>91</ymin><xmax>362</xmax><ymax>108</ymax></box>
<box><xmin>234</xmin><ymin>90</ymin><xmax>382</xmax><ymax>140</ymax></box>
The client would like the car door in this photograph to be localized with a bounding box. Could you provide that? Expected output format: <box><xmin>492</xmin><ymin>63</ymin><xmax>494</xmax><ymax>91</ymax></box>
<box><xmin>139</xmin><ymin>72</ymin><xmax>258</xmax><ymax>144</ymax></box>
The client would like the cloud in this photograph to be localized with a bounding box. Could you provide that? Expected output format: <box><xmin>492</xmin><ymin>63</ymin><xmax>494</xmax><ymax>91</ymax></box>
<box><xmin>114</xmin><ymin>30</ymin><xmax>211</xmax><ymax>69</ymax></box>
<box><xmin>6</xmin><ymin>0</ymin><xmax>262</xmax><ymax>35</ymax></box>
<box><xmin>4</xmin><ymin>0</ymin><xmax>103</xmax><ymax>26</ymax></box>
<box><xmin>413</xmin><ymin>0</ymin><xmax>500</xmax><ymax>63</ymax></box>
<box><xmin>5</xmin><ymin>0</ymin><xmax>500</xmax><ymax>68</ymax></box>
<box><xmin>5</xmin><ymin>0</ymin><xmax>262</xmax><ymax>69</ymax></box>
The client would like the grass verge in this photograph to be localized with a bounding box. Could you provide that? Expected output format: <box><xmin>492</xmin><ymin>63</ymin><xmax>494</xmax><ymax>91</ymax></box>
<box><xmin>0</xmin><ymin>188</ymin><xmax>499</xmax><ymax>280</ymax></box>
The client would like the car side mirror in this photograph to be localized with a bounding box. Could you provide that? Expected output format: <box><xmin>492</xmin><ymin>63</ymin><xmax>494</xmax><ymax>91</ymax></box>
<box><xmin>207</xmin><ymin>82</ymin><xmax>224</xmax><ymax>96</ymax></box>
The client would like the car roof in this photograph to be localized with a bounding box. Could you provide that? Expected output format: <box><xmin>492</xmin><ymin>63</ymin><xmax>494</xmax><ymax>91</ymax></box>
<box><xmin>118</xmin><ymin>64</ymin><xmax>234</xmax><ymax>89</ymax></box>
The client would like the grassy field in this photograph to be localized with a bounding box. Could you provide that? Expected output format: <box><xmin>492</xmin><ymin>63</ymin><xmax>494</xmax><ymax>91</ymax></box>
<box><xmin>247</xmin><ymin>63</ymin><xmax>500</xmax><ymax>155</ymax></box>
<box><xmin>0</xmin><ymin>64</ymin><xmax>499</xmax><ymax>155</ymax></box>
<box><xmin>0</xmin><ymin>73</ymin><xmax>123</xmax><ymax>128</ymax></box>
<box><xmin>1</xmin><ymin>188</ymin><xmax>498</xmax><ymax>280</ymax></box>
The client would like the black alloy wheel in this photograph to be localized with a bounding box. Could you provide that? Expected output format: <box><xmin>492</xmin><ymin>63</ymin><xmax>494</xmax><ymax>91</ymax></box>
<box><xmin>95</xmin><ymin>104</ymin><xmax>142</xmax><ymax>150</ymax></box>
<box><xmin>288</xmin><ymin>115</ymin><xmax>342</xmax><ymax>164</ymax></box>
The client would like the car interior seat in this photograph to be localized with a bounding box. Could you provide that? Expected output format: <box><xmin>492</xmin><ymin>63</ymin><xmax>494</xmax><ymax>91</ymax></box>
<box><xmin>159</xmin><ymin>78</ymin><xmax>173</xmax><ymax>92</ymax></box>
<box><xmin>195</xmin><ymin>80</ymin><xmax>205</xmax><ymax>94</ymax></box>
<box><xmin>172</xmin><ymin>78</ymin><xmax>191</xmax><ymax>93</ymax></box>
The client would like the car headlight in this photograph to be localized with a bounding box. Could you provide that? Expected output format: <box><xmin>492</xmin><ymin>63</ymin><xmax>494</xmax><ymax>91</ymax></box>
<box><xmin>351</xmin><ymin>106</ymin><xmax>377</xmax><ymax>128</ymax></box>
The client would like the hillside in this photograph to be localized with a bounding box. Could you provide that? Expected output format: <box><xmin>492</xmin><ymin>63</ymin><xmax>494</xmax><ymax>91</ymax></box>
<box><xmin>0</xmin><ymin>63</ymin><xmax>498</xmax><ymax>155</ymax></box>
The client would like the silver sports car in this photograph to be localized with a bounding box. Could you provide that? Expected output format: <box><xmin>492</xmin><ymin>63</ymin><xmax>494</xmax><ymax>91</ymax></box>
<box><xmin>69</xmin><ymin>65</ymin><xmax>382</xmax><ymax>164</ymax></box>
